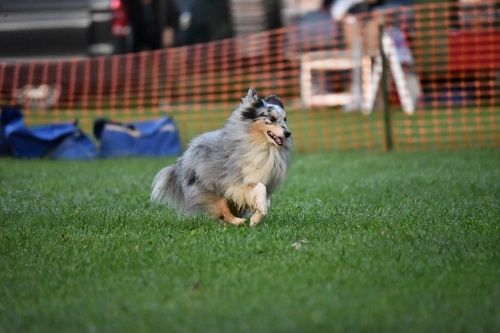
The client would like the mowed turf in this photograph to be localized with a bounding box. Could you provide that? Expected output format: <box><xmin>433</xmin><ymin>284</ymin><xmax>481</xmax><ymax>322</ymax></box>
<box><xmin>0</xmin><ymin>150</ymin><xmax>499</xmax><ymax>333</ymax></box>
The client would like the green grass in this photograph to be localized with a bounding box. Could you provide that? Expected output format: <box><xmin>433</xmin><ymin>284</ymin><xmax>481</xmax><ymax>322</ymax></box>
<box><xmin>1</xmin><ymin>150</ymin><xmax>499</xmax><ymax>333</ymax></box>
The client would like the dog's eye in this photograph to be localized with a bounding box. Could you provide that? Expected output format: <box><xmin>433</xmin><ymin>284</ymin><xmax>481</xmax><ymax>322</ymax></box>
<box><xmin>284</xmin><ymin>117</ymin><xmax>287</xmax><ymax>122</ymax></box>
<box><xmin>268</xmin><ymin>116</ymin><xmax>276</xmax><ymax>123</ymax></box>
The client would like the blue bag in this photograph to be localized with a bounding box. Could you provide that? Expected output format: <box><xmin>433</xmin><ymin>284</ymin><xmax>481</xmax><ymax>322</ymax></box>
<box><xmin>3</xmin><ymin>106</ymin><xmax>97</xmax><ymax>159</ymax></box>
<box><xmin>96</xmin><ymin>117</ymin><xmax>182</xmax><ymax>158</ymax></box>
<box><xmin>50</xmin><ymin>130</ymin><xmax>97</xmax><ymax>160</ymax></box>
<box><xmin>1</xmin><ymin>106</ymin><xmax>23</xmax><ymax>155</ymax></box>
<box><xmin>4</xmin><ymin>120</ymin><xmax>77</xmax><ymax>158</ymax></box>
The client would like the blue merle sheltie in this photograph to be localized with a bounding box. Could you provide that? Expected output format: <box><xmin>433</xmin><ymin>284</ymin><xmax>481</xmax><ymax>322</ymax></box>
<box><xmin>151</xmin><ymin>88</ymin><xmax>292</xmax><ymax>226</ymax></box>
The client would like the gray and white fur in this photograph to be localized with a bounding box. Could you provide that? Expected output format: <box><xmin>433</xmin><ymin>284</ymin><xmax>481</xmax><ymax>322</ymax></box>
<box><xmin>151</xmin><ymin>87</ymin><xmax>292</xmax><ymax>226</ymax></box>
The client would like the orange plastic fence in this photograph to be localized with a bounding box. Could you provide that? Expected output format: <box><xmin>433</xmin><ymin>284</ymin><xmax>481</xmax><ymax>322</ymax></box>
<box><xmin>0</xmin><ymin>1</ymin><xmax>498</xmax><ymax>152</ymax></box>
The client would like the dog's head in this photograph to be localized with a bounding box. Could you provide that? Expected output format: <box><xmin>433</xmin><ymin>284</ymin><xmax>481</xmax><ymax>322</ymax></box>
<box><xmin>239</xmin><ymin>88</ymin><xmax>291</xmax><ymax>147</ymax></box>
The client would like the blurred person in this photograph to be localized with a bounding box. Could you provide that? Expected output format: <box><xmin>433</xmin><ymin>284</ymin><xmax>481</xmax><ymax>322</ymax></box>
<box><xmin>174</xmin><ymin>0</ymin><xmax>232</xmax><ymax>46</ymax></box>
<box><xmin>125</xmin><ymin>0</ymin><xmax>180</xmax><ymax>50</ymax></box>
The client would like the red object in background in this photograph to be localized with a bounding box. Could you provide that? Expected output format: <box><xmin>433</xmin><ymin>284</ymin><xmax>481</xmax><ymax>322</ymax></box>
<box><xmin>112</xmin><ymin>0</ymin><xmax>130</xmax><ymax>37</ymax></box>
<box><xmin>448</xmin><ymin>29</ymin><xmax>500</xmax><ymax>71</ymax></box>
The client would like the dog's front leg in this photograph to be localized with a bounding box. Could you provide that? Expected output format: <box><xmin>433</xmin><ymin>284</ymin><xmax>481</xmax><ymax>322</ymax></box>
<box><xmin>245</xmin><ymin>183</ymin><xmax>268</xmax><ymax>227</ymax></box>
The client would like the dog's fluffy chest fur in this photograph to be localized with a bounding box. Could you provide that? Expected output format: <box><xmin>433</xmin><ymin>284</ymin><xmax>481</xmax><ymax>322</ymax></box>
<box><xmin>238</xmin><ymin>146</ymin><xmax>286</xmax><ymax>190</ymax></box>
<box><xmin>240</xmin><ymin>147</ymin><xmax>281</xmax><ymax>186</ymax></box>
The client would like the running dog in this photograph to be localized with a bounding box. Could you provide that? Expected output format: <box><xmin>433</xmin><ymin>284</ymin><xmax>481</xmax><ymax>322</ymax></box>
<box><xmin>151</xmin><ymin>88</ymin><xmax>292</xmax><ymax>226</ymax></box>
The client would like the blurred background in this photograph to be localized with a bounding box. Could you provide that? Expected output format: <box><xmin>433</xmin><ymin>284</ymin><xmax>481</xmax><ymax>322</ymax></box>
<box><xmin>0</xmin><ymin>0</ymin><xmax>498</xmax><ymax>155</ymax></box>
<box><xmin>0</xmin><ymin>0</ymin><xmax>454</xmax><ymax>59</ymax></box>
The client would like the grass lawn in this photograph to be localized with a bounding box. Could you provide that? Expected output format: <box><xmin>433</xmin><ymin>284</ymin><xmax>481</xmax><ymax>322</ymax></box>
<box><xmin>0</xmin><ymin>150</ymin><xmax>499</xmax><ymax>332</ymax></box>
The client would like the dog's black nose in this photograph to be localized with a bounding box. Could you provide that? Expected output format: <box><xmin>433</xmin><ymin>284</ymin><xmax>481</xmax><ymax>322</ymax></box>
<box><xmin>284</xmin><ymin>131</ymin><xmax>291</xmax><ymax>138</ymax></box>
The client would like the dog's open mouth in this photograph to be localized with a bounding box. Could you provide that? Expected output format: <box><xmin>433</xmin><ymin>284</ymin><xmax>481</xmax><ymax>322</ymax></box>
<box><xmin>267</xmin><ymin>131</ymin><xmax>284</xmax><ymax>146</ymax></box>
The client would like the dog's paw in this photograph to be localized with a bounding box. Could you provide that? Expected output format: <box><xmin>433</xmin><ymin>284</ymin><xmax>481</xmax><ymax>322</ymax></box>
<box><xmin>228</xmin><ymin>217</ymin><xmax>246</xmax><ymax>226</ymax></box>
<box><xmin>254</xmin><ymin>198</ymin><xmax>267</xmax><ymax>216</ymax></box>
<box><xmin>249</xmin><ymin>212</ymin><xmax>263</xmax><ymax>227</ymax></box>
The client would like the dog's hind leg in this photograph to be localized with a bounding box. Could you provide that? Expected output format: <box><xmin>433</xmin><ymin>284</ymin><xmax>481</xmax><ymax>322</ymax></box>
<box><xmin>211</xmin><ymin>198</ymin><xmax>246</xmax><ymax>226</ymax></box>
<box><xmin>245</xmin><ymin>183</ymin><xmax>268</xmax><ymax>227</ymax></box>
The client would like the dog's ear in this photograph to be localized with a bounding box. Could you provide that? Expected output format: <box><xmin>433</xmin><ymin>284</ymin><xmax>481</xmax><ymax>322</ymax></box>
<box><xmin>242</xmin><ymin>87</ymin><xmax>260</xmax><ymax>105</ymax></box>
<box><xmin>240</xmin><ymin>87</ymin><xmax>264</xmax><ymax>120</ymax></box>
<box><xmin>263</xmin><ymin>95</ymin><xmax>284</xmax><ymax>109</ymax></box>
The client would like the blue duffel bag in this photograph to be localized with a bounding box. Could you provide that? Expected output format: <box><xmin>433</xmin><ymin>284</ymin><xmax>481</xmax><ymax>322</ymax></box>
<box><xmin>95</xmin><ymin>117</ymin><xmax>182</xmax><ymax>158</ymax></box>
<box><xmin>3</xmin><ymin>107</ymin><xmax>96</xmax><ymax>159</ymax></box>
<box><xmin>49</xmin><ymin>130</ymin><xmax>97</xmax><ymax>160</ymax></box>
<box><xmin>5</xmin><ymin>119</ymin><xmax>77</xmax><ymax>158</ymax></box>
<box><xmin>0</xmin><ymin>106</ymin><xmax>23</xmax><ymax>156</ymax></box>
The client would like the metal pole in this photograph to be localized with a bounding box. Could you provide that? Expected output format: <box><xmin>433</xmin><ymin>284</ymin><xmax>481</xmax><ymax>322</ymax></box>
<box><xmin>380</xmin><ymin>24</ymin><xmax>393</xmax><ymax>152</ymax></box>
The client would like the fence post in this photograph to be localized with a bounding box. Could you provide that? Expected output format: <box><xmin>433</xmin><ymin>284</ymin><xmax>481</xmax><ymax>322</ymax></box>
<box><xmin>380</xmin><ymin>24</ymin><xmax>393</xmax><ymax>152</ymax></box>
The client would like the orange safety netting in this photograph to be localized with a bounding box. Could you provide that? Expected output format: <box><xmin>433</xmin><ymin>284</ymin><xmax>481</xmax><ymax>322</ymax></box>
<box><xmin>0</xmin><ymin>0</ymin><xmax>498</xmax><ymax>153</ymax></box>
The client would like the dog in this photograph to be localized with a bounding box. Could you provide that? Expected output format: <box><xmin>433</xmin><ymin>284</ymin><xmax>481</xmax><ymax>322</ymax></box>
<box><xmin>151</xmin><ymin>88</ymin><xmax>292</xmax><ymax>226</ymax></box>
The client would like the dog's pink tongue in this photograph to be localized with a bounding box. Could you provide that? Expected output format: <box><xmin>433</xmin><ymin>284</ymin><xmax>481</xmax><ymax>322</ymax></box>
<box><xmin>276</xmin><ymin>137</ymin><xmax>283</xmax><ymax>145</ymax></box>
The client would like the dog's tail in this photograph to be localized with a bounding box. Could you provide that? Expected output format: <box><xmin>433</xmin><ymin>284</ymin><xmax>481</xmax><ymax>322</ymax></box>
<box><xmin>151</xmin><ymin>162</ymin><xmax>185</xmax><ymax>212</ymax></box>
